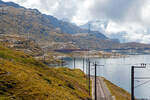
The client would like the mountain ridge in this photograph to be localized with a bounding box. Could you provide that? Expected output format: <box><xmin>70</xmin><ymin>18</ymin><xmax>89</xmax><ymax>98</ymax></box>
<box><xmin>1</xmin><ymin>0</ymin><xmax>150</xmax><ymax>51</ymax></box>
<box><xmin>0</xmin><ymin>0</ymin><xmax>23</xmax><ymax>8</ymax></box>
<box><xmin>0</xmin><ymin>0</ymin><xmax>107</xmax><ymax>38</ymax></box>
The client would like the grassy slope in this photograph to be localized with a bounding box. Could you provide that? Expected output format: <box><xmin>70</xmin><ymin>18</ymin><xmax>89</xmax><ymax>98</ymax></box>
<box><xmin>0</xmin><ymin>44</ymin><xmax>91</xmax><ymax>100</ymax></box>
<box><xmin>104</xmin><ymin>79</ymin><xmax>131</xmax><ymax>100</ymax></box>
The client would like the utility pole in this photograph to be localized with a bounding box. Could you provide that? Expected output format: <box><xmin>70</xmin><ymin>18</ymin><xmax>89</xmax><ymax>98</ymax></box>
<box><xmin>61</xmin><ymin>57</ymin><xmax>64</xmax><ymax>67</ymax></box>
<box><xmin>86</xmin><ymin>58</ymin><xmax>88</xmax><ymax>75</ymax></box>
<box><xmin>88</xmin><ymin>61</ymin><xmax>91</xmax><ymax>96</ymax></box>
<box><xmin>73</xmin><ymin>58</ymin><xmax>76</xmax><ymax>69</ymax></box>
<box><xmin>94</xmin><ymin>62</ymin><xmax>97</xmax><ymax>100</ymax></box>
<box><xmin>131</xmin><ymin>64</ymin><xmax>146</xmax><ymax>100</ymax></box>
<box><xmin>88</xmin><ymin>22</ymin><xmax>91</xmax><ymax>34</ymax></box>
<box><xmin>93</xmin><ymin>62</ymin><xmax>104</xmax><ymax>100</ymax></box>
<box><xmin>0</xmin><ymin>8</ymin><xmax>2</xmax><ymax>16</ymax></box>
<box><xmin>131</xmin><ymin>66</ymin><xmax>134</xmax><ymax>100</ymax></box>
<box><xmin>43</xmin><ymin>48</ymin><xmax>46</xmax><ymax>63</ymax></box>
<box><xmin>83</xmin><ymin>58</ymin><xmax>85</xmax><ymax>73</ymax></box>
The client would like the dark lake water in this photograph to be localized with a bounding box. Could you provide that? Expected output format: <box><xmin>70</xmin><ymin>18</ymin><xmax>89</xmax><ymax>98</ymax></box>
<box><xmin>64</xmin><ymin>55</ymin><xmax>150</xmax><ymax>98</ymax></box>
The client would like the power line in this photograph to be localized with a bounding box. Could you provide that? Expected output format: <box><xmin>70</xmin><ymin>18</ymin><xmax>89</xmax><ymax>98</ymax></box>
<box><xmin>135</xmin><ymin>77</ymin><xmax>150</xmax><ymax>80</ymax></box>
<box><xmin>83</xmin><ymin>58</ymin><xmax>85</xmax><ymax>73</ymax></box>
<box><xmin>135</xmin><ymin>80</ymin><xmax>150</xmax><ymax>88</ymax></box>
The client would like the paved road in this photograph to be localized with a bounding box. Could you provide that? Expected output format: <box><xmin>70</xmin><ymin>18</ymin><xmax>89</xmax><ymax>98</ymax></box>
<box><xmin>92</xmin><ymin>77</ymin><xmax>115</xmax><ymax>100</ymax></box>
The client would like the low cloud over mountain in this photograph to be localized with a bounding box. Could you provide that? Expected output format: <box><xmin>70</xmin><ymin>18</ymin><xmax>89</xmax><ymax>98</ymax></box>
<box><xmin>2</xmin><ymin>0</ymin><xmax>150</xmax><ymax>43</ymax></box>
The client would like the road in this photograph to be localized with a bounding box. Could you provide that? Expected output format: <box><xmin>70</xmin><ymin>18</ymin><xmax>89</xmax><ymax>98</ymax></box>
<box><xmin>92</xmin><ymin>77</ymin><xmax>115</xmax><ymax>100</ymax></box>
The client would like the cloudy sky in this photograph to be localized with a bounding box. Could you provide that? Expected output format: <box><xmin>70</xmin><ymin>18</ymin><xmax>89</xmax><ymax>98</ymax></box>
<box><xmin>3</xmin><ymin>0</ymin><xmax>150</xmax><ymax>43</ymax></box>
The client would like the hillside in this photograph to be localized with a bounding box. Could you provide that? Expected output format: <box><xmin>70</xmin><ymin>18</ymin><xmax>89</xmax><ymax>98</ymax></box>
<box><xmin>0</xmin><ymin>44</ymin><xmax>91</xmax><ymax>100</ymax></box>
<box><xmin>0</xmin><ymin>0</ymin><xmax>107</xmax><ymax>37</ymax></box>
<box><xmin>0</xmin><ymin>34</ymin><xmax>43</xmax><ymax>56</ymax></box>
<box><xmin>104</xmin><ymin>79</ymin><xmax>130</xmax><ymax>100</ymax></box>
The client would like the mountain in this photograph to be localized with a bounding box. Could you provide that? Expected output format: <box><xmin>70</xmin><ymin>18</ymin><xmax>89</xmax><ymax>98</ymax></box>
<box><xmin>80</xmin><ymin>20</ymin><xmax>120</xmax><ymax>42</ymax></box>
<box><xmin>0</xmin><ymin>0</ymin><xmax>115</xmax><ymax>50</ymax></box>
<box><xmin>107</xmin><ymin>31</ymin><xmax>127</xmax><ymax>43</ymax></box>
<box><xmin>0</xmin><ymin>0</ymin><xmax>108</xmax><ymax>38</ymax></box>
<box><xmin>80</xmin><ymin>20</ymin><xmax>150</xmax><ymax>44</ymax></box>
<box><xmin>80</xmin><ymin>19</ymin><xmax>108</xmax><ymax>33</ymax></box>
<box><xmin>0</xmin><ymin>0</ymin><xmax>23</xmax><ymax>8</ymax></box>
<box><xmin>1</xmin><ymin>0</ymin><xmax>150</xmax><ymax>51</ymax></box>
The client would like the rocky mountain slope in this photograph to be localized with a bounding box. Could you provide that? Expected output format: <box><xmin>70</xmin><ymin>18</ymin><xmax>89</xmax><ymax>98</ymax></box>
<box><xmin>0</xmin><ymin>0</ymin><xmax>107</xmax><ymax>37</ymax></box>
<box><xmin>0</xmin><ymin>34</ymin><xmax>43</xmax><ymax>56</ymax></box>
<box><xmin>0</xmin><ymin>0</ymin><xmax>150</xmax><ymax>51</ymax></box>
<box><xmin>0</xmin><ymin>0</ymin><xmax>118</xmax><ymax>50</ymax></box>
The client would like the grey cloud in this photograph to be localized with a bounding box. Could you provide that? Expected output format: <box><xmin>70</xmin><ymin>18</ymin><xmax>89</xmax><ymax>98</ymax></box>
<box><xmin>2</xmin><ymin>0</ymin><xmax>150</xmax><ymax>43</ymax></box>
<box><xmin>89</xmin><ymin>0</ymin><xmax>145</xmax><ymax>23</ymax></box>
<box><xmin>2</xmin><ymin>0</ymin><xmax>149</xmax><ymax>26</ymax></box>
<box><xmin>37</xmin><ymin>0</ymin><xmax>83</xmax><ymax>21</ymax></box>
<box><xmin>15</xmin><ymin>0</ymin><xmax>25</xmax><ymax>3</ymax></box>
<box><xmin>39</xmin><ymin>0</ymin><xmax>58</xmax><ymax>10</ymax></box>
<box><xmin>3</xmin><ymin>0</ymin><xmax>80</xmax><ymax>20</ymax></box>
<box><xmin>53</xmin><ymin>0</ymin><xmax>77</xmax><ymax>20</ymax></box>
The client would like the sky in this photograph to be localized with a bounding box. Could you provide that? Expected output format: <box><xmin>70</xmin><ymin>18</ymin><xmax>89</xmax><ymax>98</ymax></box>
<box><xmin>2</xmin><ymin>0</ymin><xmax>150</xmax><ymax>43</ymax></box>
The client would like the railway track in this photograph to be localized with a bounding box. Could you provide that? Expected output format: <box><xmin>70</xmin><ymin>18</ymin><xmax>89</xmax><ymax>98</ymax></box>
<box><xmin>92</xmin><ymin>77</ymin><xmax>115</xmax><ymax>100</ymax></box>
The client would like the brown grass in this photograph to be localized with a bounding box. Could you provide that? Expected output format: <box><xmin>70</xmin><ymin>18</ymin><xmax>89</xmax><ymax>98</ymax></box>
<box><xmin>0</xmin><ymin>44</ymin><xmax>92</xmax><ymax>100</ymax></box>
<box><xmin>104</xmin><ymin>79</ymin><xmax>131</xmax><ymax>100</ymax></box>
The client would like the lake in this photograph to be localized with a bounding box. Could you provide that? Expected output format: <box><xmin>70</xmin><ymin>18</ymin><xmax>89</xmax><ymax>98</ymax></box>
<box><xmin>64</xmin><ymin>55</ymin><xmax>150</xmax><ymax>99</ymax></box>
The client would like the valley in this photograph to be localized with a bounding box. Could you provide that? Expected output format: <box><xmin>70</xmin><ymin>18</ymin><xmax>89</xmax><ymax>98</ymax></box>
<box><xmin>0</xmin><ymin>0</ymin><xmax>150</xmax><ymax>100</ymax></box>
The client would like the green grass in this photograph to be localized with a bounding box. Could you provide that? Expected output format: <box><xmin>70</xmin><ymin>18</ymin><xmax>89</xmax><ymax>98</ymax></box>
<box><xmin>0</xmin><ymin>44</ymin><xmax>91</xmax><ymax>100</ymax></box>
<box><xmin>104</xmin><ymin>79</ymin><xmax>131</xmax><ymax>100</ymax></box>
